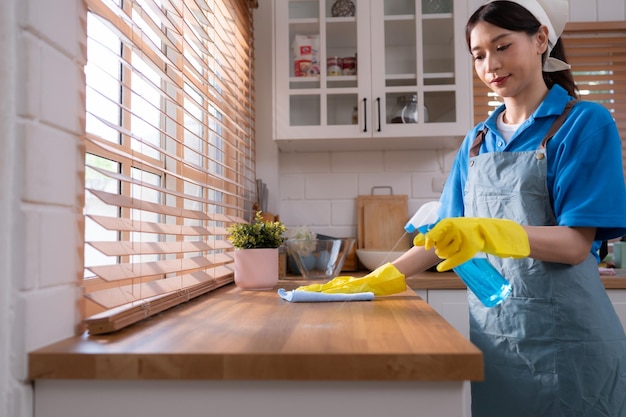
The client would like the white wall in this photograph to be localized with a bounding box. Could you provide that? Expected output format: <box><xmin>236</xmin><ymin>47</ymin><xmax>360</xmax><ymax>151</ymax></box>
<box><xmin>0</xmin><ymin>0</ymin><xmax>84</xmax><ymax>416</ymax></box>
<box><xmin>277</xmin><ymin>149</ymin><xmax>454</xmax><ymax>237</ymax></box>
<box><xmin>0</xmin><ymin>1</ymin><xmax>625</xmax><ymax>417</ymax></box>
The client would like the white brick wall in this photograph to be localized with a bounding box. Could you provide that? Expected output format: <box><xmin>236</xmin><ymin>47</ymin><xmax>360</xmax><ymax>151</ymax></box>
<box><xmin>1</xmin><ymin>0</ymin><xmax>85</xmax><ymax>416</ymax></box>
<box><xmin>277</xmin><ymin>148</ymin><xmax>451</xmax><ymax>233</ymax></box>
<box><xmin>278</xmin><ymin>149</ymin><xmax>454</xmax><ymax>238</ymax></box>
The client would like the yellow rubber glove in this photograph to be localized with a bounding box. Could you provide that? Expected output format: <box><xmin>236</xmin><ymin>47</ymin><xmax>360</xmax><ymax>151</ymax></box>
<box><xmin>413</xmin><ymin>217</ymin><xmax>530</xmax><ymax>272</ymax></box>
<box><xmin>296</xmin><ymin>262</ymin><xmax>406</xmax><ymax>296</ymax></box>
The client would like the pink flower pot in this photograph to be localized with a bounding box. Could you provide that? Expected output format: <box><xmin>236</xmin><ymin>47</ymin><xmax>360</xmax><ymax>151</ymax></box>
<box><xmin>233</xmin><ymin>248</ymin><xmax>279</xmax><ymax>290</ymax></box>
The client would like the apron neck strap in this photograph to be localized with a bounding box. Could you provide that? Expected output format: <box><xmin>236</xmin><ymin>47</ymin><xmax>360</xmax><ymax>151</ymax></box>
<box><xmin>470</xmin><ymin>128</ymin><xmax>488</xmax><ymax>158</ymax></box>
<box><xmin>470</xmin><ymin>99</ymin><xmax>579</xmax><ymax>157</ymax></box>
<box><xmin>539</xmin><ymin>99</ymin><xmax>578</xmax><ymax>149</ymax></box>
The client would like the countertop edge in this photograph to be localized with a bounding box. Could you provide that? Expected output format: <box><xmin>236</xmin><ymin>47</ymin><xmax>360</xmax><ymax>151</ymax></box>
<box><xmin>28</xmin><ymin>352</ymin><xmax>483</xmax><ymax>382</ymax></box>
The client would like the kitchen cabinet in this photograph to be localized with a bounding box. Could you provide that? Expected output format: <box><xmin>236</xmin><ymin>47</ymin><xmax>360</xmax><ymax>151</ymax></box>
<box><xmin>426</xmin><ymin>289</ymin><xmax>626</xmax><ymax>337</ymax></box>
<box><xmin>274</xmin><ymin>0</ymin><xmax>472</xmax><ymax>151</ymax></box>
<box><xmin>415</xmin><ymin>287</ymin><xmax>471</xmax><ymax>417</ymax></box>
<box><xmin>427</xmin><ymin>289</ymin><xmax>469</xmax><ymax>339</ymax></box>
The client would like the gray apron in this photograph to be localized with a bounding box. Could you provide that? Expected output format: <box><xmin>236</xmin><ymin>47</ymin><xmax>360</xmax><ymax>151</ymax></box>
<box><xmin>465</xmin><ymin>102</ymin><xmax>626</xmax><ymax>416</ymax></box>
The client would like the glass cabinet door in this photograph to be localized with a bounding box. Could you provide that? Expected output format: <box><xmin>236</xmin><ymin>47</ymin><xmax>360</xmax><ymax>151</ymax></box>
<box><xmin>421</xmin><ymin>0</ymin><xmax>458</xmax><ymax>125</ymax></box>
<box><xmin>370</xmin><ymin>0</ymin><xmax>463</xmax><ymax>137</ymax></box>
<box><xmin>275</xmin><ymin>0</ymin><xmax>370</xmax><ymax>140</ymax></box>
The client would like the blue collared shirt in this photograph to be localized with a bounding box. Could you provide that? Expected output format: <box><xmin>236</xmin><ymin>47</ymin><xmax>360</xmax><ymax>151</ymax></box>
<box><xmin>439</xmin><ymin>85</ymin><xmax>626</xmax><ymax>242</ymax></box>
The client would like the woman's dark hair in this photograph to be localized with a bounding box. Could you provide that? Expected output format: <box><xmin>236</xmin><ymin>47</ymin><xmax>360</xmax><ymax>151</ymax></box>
<box><xmin>466</xmin><ymin>1</ymin><xmax>578</xmax><ymax>98</ymax></box>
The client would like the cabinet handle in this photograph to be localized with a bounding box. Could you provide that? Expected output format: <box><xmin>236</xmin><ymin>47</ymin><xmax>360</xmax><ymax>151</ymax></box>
<box><xmin>362</xmin><ymin>98</ymin><xmax>367</xmax><ymax>133</ymax></box>
<box><xmin>376</xmin><ymin>97</ymin><xmax>381</xmax><ymax>132</ymax></box>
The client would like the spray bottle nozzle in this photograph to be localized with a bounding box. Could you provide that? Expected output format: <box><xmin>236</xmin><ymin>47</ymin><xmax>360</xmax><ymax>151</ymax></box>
<box><xmin>405</xmin><ymin>201</ymin><xmax>441</xmax><ymax>234</ymax></box>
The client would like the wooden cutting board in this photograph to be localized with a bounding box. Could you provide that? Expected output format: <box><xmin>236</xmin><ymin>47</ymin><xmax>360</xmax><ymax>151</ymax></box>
<box><xmin>357</xmin><ymin>192</ymin><xmax>411</xmax><ymax>251</ymax></box>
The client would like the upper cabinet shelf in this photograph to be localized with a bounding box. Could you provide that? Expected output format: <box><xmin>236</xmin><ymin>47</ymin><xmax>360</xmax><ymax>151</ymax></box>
<box><xmin>274</xmin><ymin>0</ymin><xmax>472</xmax><ymax>151</ymax></box>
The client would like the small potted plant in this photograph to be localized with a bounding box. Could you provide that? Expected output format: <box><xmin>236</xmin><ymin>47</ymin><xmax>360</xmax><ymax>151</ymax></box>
<box><xmin>227</xmin><ymin>211</ymin><xmax>286</xmax><ymax>290</ymax></box>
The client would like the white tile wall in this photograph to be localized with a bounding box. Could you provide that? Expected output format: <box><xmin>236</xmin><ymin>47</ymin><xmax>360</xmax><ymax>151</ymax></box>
<box><xmin>277</xmin><ymin>148</ymin><xmax>456</xmax><ymax>236</ymax></box>
<box><xmin>13</xmin><ymin>1</ymin><xmax>84</xmax><ymax>362</ymax></box>
<box><xmin>23</xmin><ymin>124</ymin><xmax>80</xmax><ymax>205</ymax></box>
<box><xmin>1</xmin><ymin>0</ymin><xmax>84</xmax><ymax>416</ymax></box>
<box><xmin>278</xmin><ymin>148</ymin><xmax>455</xmax><ymax>237</ymax></box>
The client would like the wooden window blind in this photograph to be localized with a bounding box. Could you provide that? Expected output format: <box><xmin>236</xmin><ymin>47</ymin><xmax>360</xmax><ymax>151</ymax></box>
<box><xmin>83</xmin><ymin>0</ymin><xmax>256</xmax><ymax>334</ymax></box>
<box><xmin>473</xmin><ymin>21</ymin><xmax>626</xmax><ymax>175</ymax></box>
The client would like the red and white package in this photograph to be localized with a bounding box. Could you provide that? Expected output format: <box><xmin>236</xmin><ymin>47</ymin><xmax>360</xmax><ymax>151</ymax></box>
<box><xmin>292</xmin><ymin>34</ymin><xmax>320</xmax><ymax>77</ymax></box>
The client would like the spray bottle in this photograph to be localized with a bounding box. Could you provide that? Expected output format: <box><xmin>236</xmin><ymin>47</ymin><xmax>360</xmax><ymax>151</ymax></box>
<box><xmin>405</xmin><ymin>202</ymin><xmax>512</xmax><ymax>307</ymax></box>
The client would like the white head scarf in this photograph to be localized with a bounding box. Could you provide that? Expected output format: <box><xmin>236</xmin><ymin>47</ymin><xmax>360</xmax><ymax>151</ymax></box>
<box><xmin>486</xmin><ymin>0</ymin><xmax>571</xmax><ymax>72</ymax></box>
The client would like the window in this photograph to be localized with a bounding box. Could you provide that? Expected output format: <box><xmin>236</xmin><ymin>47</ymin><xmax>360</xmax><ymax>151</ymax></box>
<box><xmin>561</xmin><ymin>22</ymin><xmax>626</xmax><ymax>175</ymax></box>
<box><xmin>83</xmin><ymin>0</ymin><xmax>256</xmax><ymax>334</ymax></box>
<box><xmin>472</xmin><ymin>21</ymin><xmax>626</xmax><ymax>175</ymax></box>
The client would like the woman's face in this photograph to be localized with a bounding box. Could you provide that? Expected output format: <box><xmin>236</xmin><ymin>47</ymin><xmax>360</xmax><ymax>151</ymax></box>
<box><xmin>469</xmin><ymin>21</ymin><xmax>548</xmax><ymax>99</ymax></box>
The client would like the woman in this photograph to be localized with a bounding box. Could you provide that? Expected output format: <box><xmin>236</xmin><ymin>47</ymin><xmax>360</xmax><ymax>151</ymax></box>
<box><xmin>392</xmin><ymin>1</ymin><xmax>626</xmax><ymax>415</ymax></box>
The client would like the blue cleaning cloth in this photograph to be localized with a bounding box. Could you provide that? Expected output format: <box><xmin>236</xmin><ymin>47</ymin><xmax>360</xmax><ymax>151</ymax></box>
<box><xmin>277</xmin><ymin>288</ymin><xmax>375</xmax><ymax>303</ymax></box>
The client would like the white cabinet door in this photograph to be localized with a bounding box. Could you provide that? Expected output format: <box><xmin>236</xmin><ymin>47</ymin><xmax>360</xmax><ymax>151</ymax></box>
<box><xmin>368</xmin><ymin>0</ymin><xmax>471</xmax><ymax>139</ymax></box>
<box><xmin>426</xmin><ymin>289</ymin><xmax>472</xmax><ymax>417</ymax></box>
<box><xmin>275</xmin><ymin>0</ymin><xmax>371</xmax><ymax>142</ymax></box>
<box><xmin>607</xmin><ymin>289</ymin><xmax>626</xmax><ymax>332</ymax></box>
<box><xmin>274</xmin><ymin>0</ymin><xmax>472</xmax><ymax>151</ymax></box>
<box><xmin>427</xmin><ymin>289</ymin><xmax>470</xmax><ymax>339</ymax></box>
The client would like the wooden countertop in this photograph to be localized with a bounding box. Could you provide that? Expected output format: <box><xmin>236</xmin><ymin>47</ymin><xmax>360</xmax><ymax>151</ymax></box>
<box><xmin>28</xmin><ymin>281</ymin><xmax>483</xmax><ymax>382</ymax></box>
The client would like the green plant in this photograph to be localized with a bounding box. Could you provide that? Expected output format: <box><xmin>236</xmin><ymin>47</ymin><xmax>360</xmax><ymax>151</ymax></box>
<box><xmin>227</xmin><ymin>211</ymin><xmax>287</xmax><ymax>249</ymax></box>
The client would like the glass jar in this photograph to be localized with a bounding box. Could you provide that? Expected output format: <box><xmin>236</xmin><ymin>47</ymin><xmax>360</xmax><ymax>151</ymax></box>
<box><xmin>391</xmin><ymin>95</ymin><xmax>418</xmax><ymax>124</ymax></box>
<box><xmin>390</xmin><ymin>95</ymin><xmax>429</xmax><ymax>124</ymax></box>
